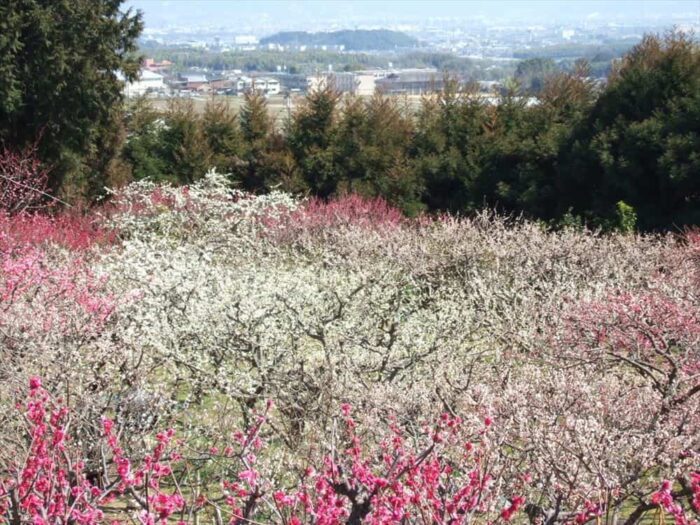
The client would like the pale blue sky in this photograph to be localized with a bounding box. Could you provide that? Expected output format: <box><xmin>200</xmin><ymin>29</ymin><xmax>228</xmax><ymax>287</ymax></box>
<box><xmin>124</xmin><ymin>0</ymin><xmax>700</xmax><ymax>29</ymax></box>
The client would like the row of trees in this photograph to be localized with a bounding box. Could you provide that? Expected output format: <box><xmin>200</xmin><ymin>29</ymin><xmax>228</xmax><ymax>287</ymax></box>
<box><xmin>122</xmin><ymin>32</ymin><xmax>700</xmax><ymax>231</ymax></box>
<box><xmin>0</xmin><ymin>0</ymin><xmax>697</xmax><ymax>231</ymax></box>
<box><xmin>143</xmin><ymin>46</ymin><xmax>514</xmax><ymax>78</ymax></box>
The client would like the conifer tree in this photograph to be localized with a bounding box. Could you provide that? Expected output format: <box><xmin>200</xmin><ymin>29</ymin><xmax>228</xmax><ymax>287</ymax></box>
<box><xmin>202</xmin><ymin>98</ymin><xmax>243</xmax><ymax>177</ymax></box>
<box><xmin>559</xmin><ymin>31</ymin><xmax>700</xmax><ymax>230</ymax></box>
<box><xmin>161</xmin><ymin>99</ymin><xmax>211</xmax><ymax>184</ymax></box>
<box><xmin>238</xmin><ymin>90</ymin><xmax>276</xmax><ymax>191</ymax></box>
<box><xmin>0</xmin><ymin>0</ymin><xmax>142</xmax><ymax>199</ymax></box>
<box><xmin>287</xmin><ymin>84</ymin><xmax>341</xmax><ymax>198</ymax></box>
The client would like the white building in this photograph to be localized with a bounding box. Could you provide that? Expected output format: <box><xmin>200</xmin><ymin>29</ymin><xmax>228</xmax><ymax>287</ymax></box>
<box><xmin>354</xmin><ymin>74</ymin><xmax>377</xmax><ymax>96</ymax></box>
<box><xmin>234</xmin><ymin>35</ymin><xmax>258</xmax><ymax>45</ymax></box>
<box><xmin>253</xmin><ymin>77</ymin><xmax>281</xmax><ymax>95</ymax></box>
<box><xmin>353</xmin><ymin>70</ymin><xmax>390</xmax><ymax>96</ymax></box>
<box><xmin>233</xmin><ymin>76</ymin><xmax>281</xmax><ymax>96</ymax></box>
<box><xmin>307</xmin><ymin>72</ymin><xmax>357</xmax><ymax>94</ymax></box>
<box><xmin>306</xmin><ymin>71</ymin><xmax>386</xmax><ymax>96</ymax></box>
<box><xmin>119</xmin><ymin>69</ymin><xmax>165</xmax><ymax>97</ymax></box>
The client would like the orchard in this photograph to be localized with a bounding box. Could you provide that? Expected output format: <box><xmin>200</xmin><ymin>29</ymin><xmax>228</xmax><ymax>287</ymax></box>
<box><xmin>0</xmin><ymin>170</ymin><xmax>698</xmax><ymax>525</ymax></box>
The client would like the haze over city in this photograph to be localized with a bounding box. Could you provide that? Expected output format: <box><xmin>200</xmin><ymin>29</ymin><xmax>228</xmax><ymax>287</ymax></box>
<box><xmin>125</xmin><ymin>0</ymin><xmax>699</xmax><ymax>30</ymax></box>
<box><xmin>123</xmin><ymin>0</ymin><xmax>700</xmax><ymax>60</ymax></box>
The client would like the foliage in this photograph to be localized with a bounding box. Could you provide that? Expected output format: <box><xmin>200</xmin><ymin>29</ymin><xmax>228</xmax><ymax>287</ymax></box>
<box><xmin>117</xmin><ymin>32</ymin><xmax>700</xmax><ymax>232</ymax></box>
<box><xmin>515</xmin><ymin>58</ymin><xmax>558</xmax><ymax>94</ymax></box>
<box><xmin>236</xmin><ymin>91</ymin><xmax>278</xmax><ymax>192</ymax></box>
<box><xmin>0</xmin><ymin>0</ymin><xmax>142</xmax><ymax>199</ymax></box>
<box><xmin>122</xmin><ymin>97</ymin><xmax>171</xmax><ymax>182</ymax></box>
<box><xmin>287</xmin><ymin>85</ymin><xmax>342</xmax><ymax>198</ymax></box>
<box><xmin>333</xmin><ymin>95</ymin><xmax>423</xmax><ymax>214</ymax></box>
<box><xmin>559</xmin><ymin>31</ymin><xmax>700</xmax><ymax>230</ymax></box>
<box><xmin>614</xmin><ymin>200</ymin><xmax>637</xmax><ymax>233</ymax></box>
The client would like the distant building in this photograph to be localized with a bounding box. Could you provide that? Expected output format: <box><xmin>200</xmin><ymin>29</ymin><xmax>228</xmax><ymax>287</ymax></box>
<box><xmin>268</xmin><ymin>73</ymin><xmax>308</xmax><ymax>92</ymax></box>
<box><xmin>306</xmin><ymin>72</ymin><xmax>357</xmax><ymax>94</ymax></box>
<box><xmin>354</xmin><ymin>74</ymin><xmax>377</xmax><ymax>96</ymax></box>
<box><xmin>353</xmin><ymin>69</ymin><xmax>389</xmax><ymax>96</ymax></box>
<box><xmin>306</xmin><ymin>69</ymin><xmax>447</xmax><ymax>96</ymax></box>
<box><xmin>375</xmin><ymin>69</ymin><xmax>443</xmax><ymax>95</ymax></box>
<box><xmin>477</xmin><ymin>80</ymin><xmax>502</xmax><ymax>92</ymax></box>
<box><xmin>181</xmin><ymin>74</ymin><xmax>208</xmax><ymax>90</ymax></box>
<box><xmin>119</xmin><ymin>69</ymin><xmax>166</xmax><ymax>97</ymax></box>
<box><xmin>234</xmin><ymin>76</ymin><xmax>253</xmax><ymax>93</ymax></box>
<box><xmin>234</xmin><ymin>35</ymin><xmax>258</xmax><ymax>45</ymax></box>
<box><xmin>209</xmin><ymin>78</ymin><xmax>235</xmax><ymax>94</ymax></box>
<box><xmin>253</xmin><ymin>77</ymin><xmax>281</xmax><ymax>95</ymax></box>
<box><xmin>329</xmin><ymin>73</ymin><xmax>357</xmax><ymax>93</ymax></box>
<box><xmin>143</xmin><ymin>58</ymin><xmax>173</xmax><ymax>73</ymax></box>
<box><xmin>228</xmin><ymin>76</ymin><xmax>281</xmax><ymax>96</ymax></box>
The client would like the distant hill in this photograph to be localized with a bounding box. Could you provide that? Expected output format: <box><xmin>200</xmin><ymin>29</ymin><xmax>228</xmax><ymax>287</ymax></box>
<box><xmin>260</xmin><ymin>30</ymin><xmax>418</xmax><ymax>51</ymax></box>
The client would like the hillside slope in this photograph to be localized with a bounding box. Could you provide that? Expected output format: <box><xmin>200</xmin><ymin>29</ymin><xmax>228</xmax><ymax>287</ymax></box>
<box><xmin>260</xmin><ymin>29</ymin><xmax>419</xmax><ymax>51</ymax></box>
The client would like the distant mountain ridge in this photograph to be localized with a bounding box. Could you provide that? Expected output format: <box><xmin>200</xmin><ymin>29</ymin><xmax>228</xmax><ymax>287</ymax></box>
<box><xmin>260</xmin><ymin>29</ymin><xmax>419</xmax><ymax>51</ymax></box>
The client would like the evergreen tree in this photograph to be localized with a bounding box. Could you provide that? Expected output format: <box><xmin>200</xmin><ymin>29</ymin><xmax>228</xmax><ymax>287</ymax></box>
<box><xmin>515</xmin><ymin>58</ymin><xmax>558</xmax><ymax>94</ymax></box>
<box><xmin>202</xmin><ymin>99</ymin><xmax>243</xmax><ymax>177</ymax></box>
<box><xmin>160</xmin><ymin>99</ymin><xmax>211</xmax><ymax>184</ymax></box>
<box><xmin>410</xmin><ymin>79</ymin><xmax>488</xmax><ymax>213</ymax></box>
<box><xmin>121</xmin><ymin>97</ymin><xmax>169</xmax><ymax>182</ymax></box>
<box><xmin>560</xmin><ymin>31</ymin><xmax>700</xmax><ymax>230</ymax></box>
<box><xmin>287</xmin><ymin>84</ymin><xmax>341</xmax><ymax>198</ymax></box>
<box><xmin>238</xmin><ymin>90</ymin><xmax>275</xmax><ymax>191</ymax></box>
<box><xmin>0</xmin><ymin>0</ymin><xmax>142</xmax><ymax>199</ymax></box>
<box><xmin>333</xmin><ymin>96</ymin><xmax>367</xmax><ymax>192</ymax></box>
<box><xmin>334</xmin><ymin>94</ymin><xmax>421</xmax><ymax>213</ymax></box>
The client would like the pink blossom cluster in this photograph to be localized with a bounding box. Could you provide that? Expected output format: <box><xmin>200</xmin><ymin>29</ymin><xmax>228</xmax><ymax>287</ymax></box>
<box><xmin>222</xmin><ymin>406</ymin><xmax>526</xmax><ymax>525</ymax></box>
<box><xmin>0</xmin><ymin>377</ymin><xmax>107</xmax><ymax>525</ymax></box>
<box><xmin>0</xmin><ymin>195</ymin><xmax>117</xmax><ymax>347</ymax></box>
<box><xmin>565</xmin><ymin>292</ymin><xmax>700</xmax><ymax>357</ymax></box>
<box><xmin>650</xmin><ymin>480</ymin><xmax>700</xmax><ymax>525</ymax></box>
<box><xmin>561</xmin><ymin>289</ymin><xmax>700</xmax><ymax>414</ymax></box>
<box><xmin>0</xmin><ymin>211</ymin><xmax>115</xmax><ymax>252</ymax></box>
<box><xmin>572</xmin><ymin>500</ymin><xmax>604</xmax><ymax>524</ymax></box>
<box><xmin>0</xmin><ymin>244</ymin><xmax>115</xmax><ymax>337</ymax></box>
<box><xmin>0</xmin><ymin>379</ymin><xmax>190</xmax><ymax>525</ymax></box>
<box><xmin>297</xmin><ymin>195</ymin><xmax>405</xmax><ymax>229</ymax></box>
<box><xmin>263</xmin><ymin>194</ymin><xmax>405</xmax><ymax>243</ymax></box>
<box><xmin>1</xmin><ymin>380</ymin><xmax>532</xmax><ymax>525</ymax></box>
<box><xmin>102</xmin><ymin>418</ymin><xmax>185</xmax><ymax>525</ymax></box>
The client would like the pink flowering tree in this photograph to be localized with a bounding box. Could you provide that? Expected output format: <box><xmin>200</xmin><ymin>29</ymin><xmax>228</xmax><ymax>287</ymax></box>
<box><xmin>504</xmin><ymin>289</ymin><xmax>700</xmax><ymax>525</ymax></box>
<box><xmin>1</xmin><ymin>380</ymin><xmax>531</xmax><ymax>525</ymax></box>
<box><xmin>0</xmin><ymin>378</ymin><xmax>108</xmax><ymax>525</ymax></box>
<box><xmin>263</xmin><ymin>193</ymin><xmax>406</xmax><ymax>245</ymax></box>
<box><xmin>220</xmin><ymin>406</ymin><xmax>527</xmax><ymax>525</ymax></box>
<box><xmin>0</xmin><ymin>207</ymin><xmax>130</xmax><ymax>472</ymax></box>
